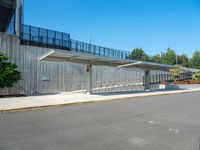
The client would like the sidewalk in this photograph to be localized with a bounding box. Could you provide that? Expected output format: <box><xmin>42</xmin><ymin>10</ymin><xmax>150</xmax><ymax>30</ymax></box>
<box><xmin>1</xmin><ymin>88</ymin><xmax>200</xmax><ymax>113</ymax></box>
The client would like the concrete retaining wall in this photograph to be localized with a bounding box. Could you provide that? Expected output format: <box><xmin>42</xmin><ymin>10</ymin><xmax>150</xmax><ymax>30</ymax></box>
<box><xmin>1</xmin><ymin>33</ymin><xmax>156</xmax><ymax>95</ymax></box>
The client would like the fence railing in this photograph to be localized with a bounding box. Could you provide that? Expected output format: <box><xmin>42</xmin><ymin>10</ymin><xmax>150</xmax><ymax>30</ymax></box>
<box><xmin>70</xmin><ymin>39</ymin><xmax>131</xmax><ymax>59</ymax></box>
<box><xmin>20</xmin><ymin>24</ymin><xmax>71</xmax><ymax>50</ymax></box>
<box><xmin>149</xmin><ymin>72</ymin><xmax>193</xmax><ymax>85</ymax></box>
<box><xmin>19</xmin><ymin>24</ymin><xmax>131</xmax><ymax>60</ymax></box>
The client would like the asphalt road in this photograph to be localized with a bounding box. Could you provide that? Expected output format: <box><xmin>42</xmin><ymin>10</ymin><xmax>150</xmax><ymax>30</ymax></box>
<box><xmin>0</xmin><ymin>92</ymin><xmax>200</xmax><ymax>150</ymax></box>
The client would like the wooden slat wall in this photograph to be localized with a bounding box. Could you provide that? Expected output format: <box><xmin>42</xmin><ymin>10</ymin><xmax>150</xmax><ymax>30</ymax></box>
<box><xmin>0</xmin><ymin>32</ymin><xmax>147</xmax><ymax>95</ymax></box>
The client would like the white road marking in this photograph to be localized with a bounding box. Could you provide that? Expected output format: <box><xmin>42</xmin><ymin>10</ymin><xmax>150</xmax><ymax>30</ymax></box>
<box><xmin>169</xmin><ymin>128</ymin><xmax>179</xmax><ymax>133</ymax></box>
<box><xmin>148</xmin><ymin>120</ymin><xmax>155</xmax><ymax>124</ymax></box>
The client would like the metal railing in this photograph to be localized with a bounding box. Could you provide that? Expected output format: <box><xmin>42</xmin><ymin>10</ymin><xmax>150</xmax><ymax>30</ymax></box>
<box><xmin>149</xmin><ymin>72</ymin><xmax>193</xmax><ymax>85</ymax></box>
<box><xmin>92</xmin><ymin>81</ymin><xmax>144</xmax><ymax>94</ymax></box>
<box><xmin>70</xmin><ymin>39</ymin><xmax>131</xmax><ymax>59</ymax></box>
<box><xmin>19</xmin><ymin>24</ymin><xmax>132</xmax><ymax>60</ymax></box>
<box><xmin>20</xmin><ymin>24</ymin><xmax>71</xmax><ymax>50</ymax></box>
<box><xmin>1</xmin><ymin>22</ymin><xmax>154</xmax><ymax>62</ymax></box>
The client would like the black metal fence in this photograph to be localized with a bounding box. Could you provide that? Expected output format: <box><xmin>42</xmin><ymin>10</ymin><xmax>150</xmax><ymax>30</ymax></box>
<box><xmin>19</xmin><ymin>24</ymin><xmax>131</xmax><ymax>60</ymax></box>
<box><xmin>20</xmin><ymin>24</ymin><xmax>71</xmax><ymax>50</ymax></box>
<box><xmin>70</xmin><ymin>39</ymin><xmax>131</xmax><ymax>59</ymax></box>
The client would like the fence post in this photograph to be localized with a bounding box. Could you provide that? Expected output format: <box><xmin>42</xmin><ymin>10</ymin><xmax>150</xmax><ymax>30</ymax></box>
<box><xmin>144</xmin><ymin>69</ymin><xmax>151</xmax><ymax>91</ymax></box>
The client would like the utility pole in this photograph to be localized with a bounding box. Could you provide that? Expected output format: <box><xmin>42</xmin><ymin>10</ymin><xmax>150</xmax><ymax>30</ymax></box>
<box><xmin>88</xmin><ymin>33</ymin><xmax>92</xmax><ymax>44</ymax></box>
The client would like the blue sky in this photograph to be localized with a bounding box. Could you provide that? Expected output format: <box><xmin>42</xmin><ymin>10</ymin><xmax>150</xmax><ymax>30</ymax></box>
<box><xmin>24</xmin><ymin>0</ymin><xmax>200</xmax><ymax>57</ymax></box>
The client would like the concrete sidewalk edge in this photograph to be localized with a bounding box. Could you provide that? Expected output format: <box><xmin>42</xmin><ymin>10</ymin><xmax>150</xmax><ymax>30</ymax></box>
<box><xmin>1</xmin><ymin>89</ymin><xmax>200</xmax><ymax>113</ymax></box>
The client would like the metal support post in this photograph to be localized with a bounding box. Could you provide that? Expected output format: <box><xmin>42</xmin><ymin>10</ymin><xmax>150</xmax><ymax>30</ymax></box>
<box><xmin>86</xmin><ymin>64</ymin><xmax>92</xmax><ymax>94</ymax></box>
<box><xmin>15</xmin><ymin>0</ymin><xmax>22</xmax><ymax>36</ymax></box>
<box><xmin>144</xmin><ymin>69</ymin><xmax>150</xmax><ymax>91</ymax></box>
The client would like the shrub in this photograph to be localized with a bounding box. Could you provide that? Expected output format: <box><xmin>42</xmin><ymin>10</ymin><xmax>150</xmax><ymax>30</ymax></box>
<box><xmin>192</xmin><ymin>70</ymin><xmax>200</xmax><ymax>81</ymax></box>
<box><xmin>170</xmin><ymin>67</ymin><xmax>183</xmax><ymax>81</ymax></box>
<box><xmin>0</xmin><ymin>51</ymin><xmax>22</xmax><ymax>88</ymax></box>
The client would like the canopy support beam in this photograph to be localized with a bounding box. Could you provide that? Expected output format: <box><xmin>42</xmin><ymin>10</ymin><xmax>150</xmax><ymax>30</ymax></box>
<box><xmin>144</xmin><ymin>69</ymin><xmax>151</xmax><ymax>91</ymax></box>
<box><xmin>86</xmin><ymin>64</ymin><xmax>92</xmax><ymax>94</ymax></box>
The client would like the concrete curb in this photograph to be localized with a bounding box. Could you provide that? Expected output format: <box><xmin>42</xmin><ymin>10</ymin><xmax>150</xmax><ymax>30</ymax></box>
<box><xmin>0</xmin><ymin>89</ymin><xmax>200</xmax><ymax>114</ymax></box>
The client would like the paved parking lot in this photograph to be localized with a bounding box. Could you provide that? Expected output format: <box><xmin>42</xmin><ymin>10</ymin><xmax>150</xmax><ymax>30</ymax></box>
<box><xmin>0</xmin><ymin>92</ymin><xmax>200</xmax><ymax>150</ymax></box>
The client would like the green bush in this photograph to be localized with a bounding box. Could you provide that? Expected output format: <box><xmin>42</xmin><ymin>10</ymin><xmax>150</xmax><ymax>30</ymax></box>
<box><xmin>170</xmin><ymin>67</ymin><xmax>183</xmax><ymax>81</ymax></box>
<box><xmin>192</xmin><ymin>70</ymin><xmax>200</xmax><ymax>81</ymax></box>
<box><xmin>0</xmin><ymin>51</ymin><xmax>22</xmax><ymax>88</ymax></box>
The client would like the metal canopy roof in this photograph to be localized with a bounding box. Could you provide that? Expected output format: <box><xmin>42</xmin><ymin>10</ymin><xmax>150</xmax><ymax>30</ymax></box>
<box><xmin>39</xmin><ymin>50</ymin><xmax>176</xmax><ymax>70</ymax></box>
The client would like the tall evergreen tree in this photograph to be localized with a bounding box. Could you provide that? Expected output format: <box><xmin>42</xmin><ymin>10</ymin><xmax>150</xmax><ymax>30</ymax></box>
<box><xmin>192</xmin><ymin>50</ymin><xmax>200</xmax><ymax>69</ymax></box>
<box><xmin>130</xmin><ymin>48</ymin><xmax>150</xmax><ymax>61</ymax></box>
<box><xmin>177</xmin><ymin>54</ymin><xmax>189</xmax><ymax>67</ymax></box>
<box><xmin>162</xmin><ymin>48</ymin><xmax>176</xmax><ymax>65</ymax></box>
<box><xmin>151</xmin><ymin>54</ymin><xmax>162</xmax><ymax>63</ymax></box>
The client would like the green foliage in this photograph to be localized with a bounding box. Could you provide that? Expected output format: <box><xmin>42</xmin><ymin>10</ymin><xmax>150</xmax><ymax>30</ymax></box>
<box><xmin>170</xmin><ymin>67</ymin><xmax>183</xmax><ymax>81</ymax></box>
<box><xmin>129</xmin><ymin>47</ymin><xmax>200</xmax><ymax>69</ymax></box>
<box><xmin>177</xmin><ymin>54</ymin><xmax>189</xmax><ymax>67</ymax></box>
<box><xmin>130</xmin><ymin>48</ymin><xmax>144</xmax><ymax>60</ymax></box>
<box><xmin>192</xmin><ymin>70</ymin><xmax>200</xmax><ymax>80</ymax></box>
<box><xmin>162</xmin><ymin>48</ymin><xmax>176</xmax><ymax>65</ymax></box>
<box><xmin>130</xmin><ymin>48</ymin><xmax>150</xmax><ymax>61</ymax></box>
<box><xmin>0</xmin><ymin>51</ymin><xmax>22</xmax><ymax>88</ymax></box>
<box><xmin>151</xmin><ymin>54</ymin><xmax>161</xmax><ymax>63</ymax></box>
<box><xmin>192</xmin><ymin>50</ymin><xmax>200</xmax><ymax>69</ymax></box>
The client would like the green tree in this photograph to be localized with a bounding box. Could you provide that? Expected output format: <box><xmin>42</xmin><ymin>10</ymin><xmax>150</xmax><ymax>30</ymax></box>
<box><xmin>192</xmin><ymin>70</ymin><xmax>200</xmax><ymax>80</ymax></box>
<box><xmin>188</xmin><ymin>59</ymin><xmax>193</xmax><ymax>68</ymax></box>
<box><xmin>151</xmin><ymin>54</ymin><xmax>161</xmax><ymax>63</ymax></box>
<box><xmin>177</xmin><ymin>54</ymin><xmax>189</xmax><ymax>67</ymax></box>
<box><xmin>170</xmin><ymin>67</ymin><xmax>183</xmax><ymax>81</ymax></box>
<box><xmin>192</xmin><ymin>50</ymin><xmax>200</xmax><ymax>69</ymax></box>
<box><xmin>162</xmin><ymin>48</ymin><xmax>176</xmax><ymax>65</ymax></box>
<box><xmin>0</xmin><ymin>51</ymin><xmax>22</xmax><ymax>88</ymax></box>
<box><xmin>130</xmin><ymin>48</ymin><xmax>150</xmax><ymax>61</ymax></box>
<box><xmin>141</xmin><ymin>54</ymin><xmax>150</xmax><ymax>61</ymax></box>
